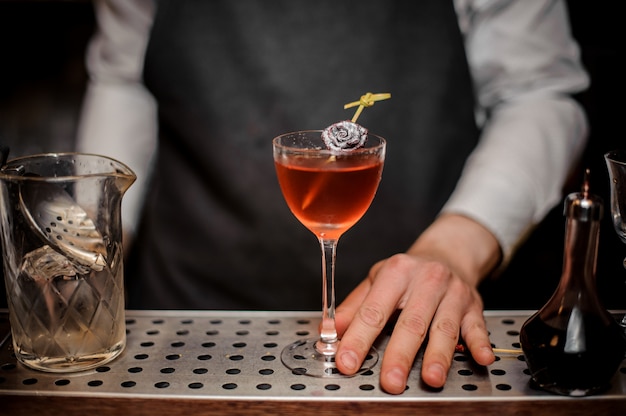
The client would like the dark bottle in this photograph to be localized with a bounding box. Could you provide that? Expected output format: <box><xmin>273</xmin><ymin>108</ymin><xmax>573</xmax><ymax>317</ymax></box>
<box><xmin>520</xmin><ymin>171</ymin><xmax>626</xmax><ymax>396</ymax></box>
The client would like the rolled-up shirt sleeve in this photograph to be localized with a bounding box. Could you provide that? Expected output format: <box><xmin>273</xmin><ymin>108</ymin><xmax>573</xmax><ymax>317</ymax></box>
<box><xmin>445</xmin><ymin>0</ymin><xmax>590</xmax><ymax>257</ymax></box>
<box><xmin>77</xmin><ymin>0</ymin><xmax>157</xmax><ymax>236</ymax></box>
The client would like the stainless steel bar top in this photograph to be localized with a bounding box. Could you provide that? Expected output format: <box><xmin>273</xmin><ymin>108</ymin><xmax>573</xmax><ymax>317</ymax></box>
<box><xmin>1</xmin><ymin>310</ymin><xmax>625</xmax><ymax>416</ymax></box>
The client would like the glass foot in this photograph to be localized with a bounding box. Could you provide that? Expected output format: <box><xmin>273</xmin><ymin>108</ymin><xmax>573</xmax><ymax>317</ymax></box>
<box><xmin>281</xmin><ymin>338</ymin><xmax>378</xmax><ymax>378</ymax></box>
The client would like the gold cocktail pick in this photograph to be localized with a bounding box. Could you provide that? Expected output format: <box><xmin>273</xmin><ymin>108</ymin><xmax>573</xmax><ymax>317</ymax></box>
<box><xmin>344</xmin><ymin>92</ymin><xmax>391</xmax><ymax>122</ymax></box>
<box><xmin>455</xmin><ymin>344</ymin><xmax>523</xmax><ymax>356</ymax></box>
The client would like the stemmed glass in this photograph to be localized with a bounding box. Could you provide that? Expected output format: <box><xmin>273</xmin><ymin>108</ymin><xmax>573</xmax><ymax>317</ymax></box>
<box><xmin>604</xmin><ymin>149</ymin><xmax>626</xmax><ymax>327</ymax></box>
<box><xmin>273</xmin><ymin>130</ymin><xmax>385</xmax><ymax>377</ymax></box>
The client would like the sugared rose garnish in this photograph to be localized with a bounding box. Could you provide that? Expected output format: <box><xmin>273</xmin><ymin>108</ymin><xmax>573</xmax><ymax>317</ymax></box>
<box><xmin>320</xmin><ymin>92</ymin><xmax>390</xmax><ymax>151</ymax></box>
<box><xmin>321</xmin><ymin>120</ymin><xmax>368</xmax><ymax>152</ymax></box>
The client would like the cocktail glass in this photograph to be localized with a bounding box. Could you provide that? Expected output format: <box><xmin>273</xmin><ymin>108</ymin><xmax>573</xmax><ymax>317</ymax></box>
<box><xmin>605</xmin><ymin>149</ymin><xmax>626</xmax><ymax>327</ymax></box>
<box><xmin>273</xmin><ymin>130</ymin><xmax>385</xmax><ymax>377</ymax></box>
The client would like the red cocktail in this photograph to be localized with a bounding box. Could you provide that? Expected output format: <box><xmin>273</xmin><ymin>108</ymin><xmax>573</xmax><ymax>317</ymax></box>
<box><xmin>275</xmin><ymin>152</ymin><xmax>383</xmax><ymax>240</ymax></box>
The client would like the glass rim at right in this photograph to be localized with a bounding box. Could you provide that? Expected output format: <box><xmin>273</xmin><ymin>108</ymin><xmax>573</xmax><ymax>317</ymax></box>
<box><xmin>605</xmin><ymin>149</ymin><xmax>626</xmax><ymax>165</ymax></box>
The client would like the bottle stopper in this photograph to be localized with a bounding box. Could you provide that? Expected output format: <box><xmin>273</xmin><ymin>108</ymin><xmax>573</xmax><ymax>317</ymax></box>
<box><xmin>564</xmin><ymin>169</ymin><xmax>603</xmax><ymax>222</ymax></box>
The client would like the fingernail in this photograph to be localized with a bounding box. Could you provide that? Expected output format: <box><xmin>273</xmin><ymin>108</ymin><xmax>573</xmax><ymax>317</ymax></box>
<box><xmin>340</xmin><ymin>351</ymin><xmax>358</xmax><ymax>372</ymax></box>
<box><xmin>386</xmin><ymin>368</ymin><xmax>406</xmax><ymax>391</ymax></box>
<box><xmin>427</xmin><ymin>363</ymin><xmax>445</xmax><ymax>384</ymax></box>
<box><xmin>481</xmin><ymin>346</ymin><xmax>496</xmax><ymax>363</ymax></box>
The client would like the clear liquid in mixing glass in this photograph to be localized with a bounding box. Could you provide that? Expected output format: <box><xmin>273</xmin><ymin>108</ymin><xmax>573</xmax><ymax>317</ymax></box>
<box><xmin>6</xmin><ymin>245</ymin><xmax>126</xmax><ymax>372</ymax></box>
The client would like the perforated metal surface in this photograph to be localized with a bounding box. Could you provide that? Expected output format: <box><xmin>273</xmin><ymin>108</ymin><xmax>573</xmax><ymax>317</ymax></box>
<box><xmin>1</xmin><ymin>310</ymin><xmax>625</xmax><ymax>402</ymax></box>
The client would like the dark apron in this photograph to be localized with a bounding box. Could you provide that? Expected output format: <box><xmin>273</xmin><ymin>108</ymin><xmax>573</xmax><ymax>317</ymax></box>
<box><xmin>131</xmin><ymin>0</ymin><xmax>479</xmax><ymax>309</ymax></box>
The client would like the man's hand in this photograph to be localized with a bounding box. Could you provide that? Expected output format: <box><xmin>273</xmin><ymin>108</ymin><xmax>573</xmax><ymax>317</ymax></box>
<box><xmin>334</xmin><ymin>214</ymin><xmax>501</xmax><ymax>394</ymax></box>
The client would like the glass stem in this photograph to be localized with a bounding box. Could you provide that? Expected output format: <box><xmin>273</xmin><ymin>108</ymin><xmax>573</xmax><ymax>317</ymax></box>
<box><xmin>317</xmin><ymin>237</ymin><xmax>339</xmax><ymax>354</ymax></box>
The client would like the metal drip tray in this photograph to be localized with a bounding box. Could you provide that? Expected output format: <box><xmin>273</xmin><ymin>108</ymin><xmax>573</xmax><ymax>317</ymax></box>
<box><xmin>1</xmin><ymin>310</ymin><xmax>626</xmax><ymax>408</ymax></box>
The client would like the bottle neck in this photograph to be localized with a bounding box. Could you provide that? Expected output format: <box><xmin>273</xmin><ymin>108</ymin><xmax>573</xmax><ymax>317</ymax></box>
<box><xmin>559</xmin><ymin>217</ymin><xmax>600</xmax><ymax>292</ymax></box>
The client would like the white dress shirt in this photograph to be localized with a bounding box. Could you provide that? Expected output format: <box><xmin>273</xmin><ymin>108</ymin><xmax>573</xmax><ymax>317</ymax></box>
<box><xmin>77</xmin><ymin>0</ymin><xmax>589</xmax><ymax>257</ymax></box>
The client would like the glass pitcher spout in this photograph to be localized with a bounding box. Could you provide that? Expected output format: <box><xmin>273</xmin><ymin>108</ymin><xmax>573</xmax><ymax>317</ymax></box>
<box><xmin>111</xmin><ymin>162</ymin><xmax>137</xmax><ymax>195</ymax></box>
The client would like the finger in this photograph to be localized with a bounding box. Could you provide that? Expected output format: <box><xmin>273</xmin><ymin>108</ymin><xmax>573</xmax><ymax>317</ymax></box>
<box><xmin>377</xmin><ymin>263</ymin><xmax>452</xmax><ymax>394</ymax></box>
<box><xmin>378</xmin><ymin>303</ymin><xmax>439</xmax><ymax>394</ymax></box>
<box><xmin>459</xmin><ymin>305</ymin><xmax>495</xmax><ymax>366</ymax></box>
<box><xmin>420</xmin><ymin>280</ymin><xmax>473</xmax><ymax>388</ymax></box>
<box><xmin>420</xmin><ymin>318</ymin><xmax>461</xmax><ymax>388</ymax></box>
<box><xmin>335</xmin><ymin>256</ymin><xmax>411</xmax><ymax>376</ymax></box>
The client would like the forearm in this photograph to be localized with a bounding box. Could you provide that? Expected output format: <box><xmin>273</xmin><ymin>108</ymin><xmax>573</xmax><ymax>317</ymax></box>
<box><xmin>441</xmin><ymin>94</ymin><xmax>588</xmax><ymax>257</ymax></box>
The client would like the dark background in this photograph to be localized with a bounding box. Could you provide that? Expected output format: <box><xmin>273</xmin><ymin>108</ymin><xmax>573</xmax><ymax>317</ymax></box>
<box><xmin>0</xmin><ymin>0</ymin><xmax>624</xmax><ymax>310</ymax></box>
